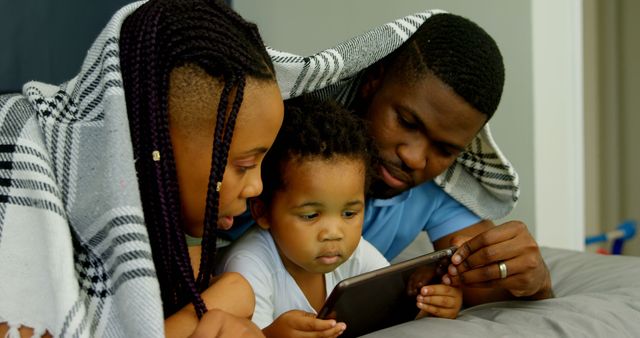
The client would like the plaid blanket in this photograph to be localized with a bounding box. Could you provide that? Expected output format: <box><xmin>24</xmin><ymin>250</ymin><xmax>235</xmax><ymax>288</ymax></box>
<box><xmin>270</xmin><ymin>9</ymin><xmax>519</xmax><ymax>220</ymax></box>
<box><xmin>0</xmin><ymin>2</ymin><xmax>164</xmax><ymax>337</ymax></box>
<box><xmin>0</xmin><ymin>3</ymin><xmax>518</xmax><ymax>337</ymax></box>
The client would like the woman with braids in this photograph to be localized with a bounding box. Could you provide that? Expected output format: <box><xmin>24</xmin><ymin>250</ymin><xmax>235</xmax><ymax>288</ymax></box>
<box><xmin>0</xmin><ymin>0</ymin><xmax>282</xmax><ymax>337</ymax></box>
<box><xmin>119</xmin><ymin>0</ymin><xmax>286</xmax><ymax>336</ymax></box>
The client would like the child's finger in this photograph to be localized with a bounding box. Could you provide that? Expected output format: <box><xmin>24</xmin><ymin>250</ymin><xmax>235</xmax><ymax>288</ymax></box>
<box><xmin>315</xmin><ymin>322</ymin><xmax>347</xmax><ymax>337</ymax></box>
<box><xmin>420</xmin><ymin>284</ymin><xmax>457</xmax><ymax>297</ymax></box>
<box><xmin>417</xmin><ymin>295</ymin><xmax>457</xmax><ymax>309</ymax></box>
<box><xmin>297</xmin><ymin>315</ymin><xmax>340</xmax><ymax>332</ymax></box>
<box><xmin>416</xmin><ymin>284</ymin><xmax>462</xmax><ymax>319</ymax></box>
<box><xmin>415</xmin><ymin>309</ymin><xmax>429</xmax><ymax>320</ymax></box>
<box><xmin>416</xmin><ymin>302</ymin><xmax>458</xmax><ymax>319</ymax></box>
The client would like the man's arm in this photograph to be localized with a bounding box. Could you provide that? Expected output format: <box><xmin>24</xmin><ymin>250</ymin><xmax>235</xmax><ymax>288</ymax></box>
<box><xmin>433</xmin><ymin>220</ymin><xmax>554</xmax><ymax>306</ymax></box>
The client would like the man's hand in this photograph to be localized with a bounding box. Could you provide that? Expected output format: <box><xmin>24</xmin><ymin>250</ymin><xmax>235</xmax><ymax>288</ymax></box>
<box><xmin>262</xmin><ymin>310</ymin><xmax>346</xmax><ymax>338</ymax></box>
<box><xmin>436</xmin><ymin>220</ymin><xmax>553</xmax><ymax>304</ymax></box>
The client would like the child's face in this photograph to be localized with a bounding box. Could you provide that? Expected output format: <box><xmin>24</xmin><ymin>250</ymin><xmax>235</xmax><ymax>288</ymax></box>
<box><xmin>171</xmin><ymin>79</ymin><xmax>284</xmax><ymax>235</ymax></box>
<box><xmin>260</xmin><ymin>157</ymin><xmax>366</xmax><ymax>276</ymax></box>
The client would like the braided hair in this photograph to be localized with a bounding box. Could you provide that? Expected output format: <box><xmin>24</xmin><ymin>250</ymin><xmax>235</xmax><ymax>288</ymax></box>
<box><xmin>386</xmin><ymin>13</ymin><xmax>505</xmax><ymax>118</ymax></box>
<box><xmin>119</xmin><ymin>0</ymin><xmax>275</xmax><ymax>318</ymax></box>
<box><xmin>260</xmin><ymin>96</ymin><xmax>373</xmax><ymax>205</ymax></box>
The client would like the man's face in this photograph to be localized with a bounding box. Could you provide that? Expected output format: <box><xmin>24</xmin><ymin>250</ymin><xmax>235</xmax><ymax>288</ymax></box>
<box><xmin>361</xmin><ymin>70</ymin><xmax>487</xmax><ymax>199</ymax></box>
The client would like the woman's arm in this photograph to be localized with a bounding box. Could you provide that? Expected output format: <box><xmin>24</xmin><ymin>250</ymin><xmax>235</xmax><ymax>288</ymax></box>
<box><xmin>189</xmin><ymin>310</ymin><xmax>264</xmax><ymax>338</ymax></box>
<box><xmin>164</xmin><ymin>272</ymin><xmax>257</xmax><ymax>338</ymax></box>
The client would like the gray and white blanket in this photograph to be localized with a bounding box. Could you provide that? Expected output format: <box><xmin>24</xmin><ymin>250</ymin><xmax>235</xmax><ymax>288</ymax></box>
<box><xmin>269</xmin><ymin>9</ymin><xmax>519</xmax><ymax>220</ymax></box>
<box><xmin>0</xmin><ymin>2</ymin><xmax>163</xmax><ymax>337</ymax></box>
<box><xmin>0</xmin><ymin>2</ymin><xmax>518</xmax><ymax>337</ymax></box>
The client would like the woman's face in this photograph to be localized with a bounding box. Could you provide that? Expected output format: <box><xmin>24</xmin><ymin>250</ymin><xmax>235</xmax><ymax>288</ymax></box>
<box><xmin>170</xmin><ymin>75</ymin><xmax>284</xmax><ymax>236</ymax></box>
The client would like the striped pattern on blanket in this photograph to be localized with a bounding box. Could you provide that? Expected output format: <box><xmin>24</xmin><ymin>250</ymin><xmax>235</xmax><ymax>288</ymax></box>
<box><xmin>0</xmin><ymin>2</ymin><xmax>163</xmax><ymax>337</ymax></box>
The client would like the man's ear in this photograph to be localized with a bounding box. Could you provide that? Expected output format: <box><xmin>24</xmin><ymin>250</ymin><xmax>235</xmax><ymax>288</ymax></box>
<box><xmin>250</xmin><ymin>198</ymin><xmax>270</xmax><ymax>230</ymax></box>
<box><xmin>359</xmin><ymin>62</ymin><xmax>385</xmax><ymax>99</ymax></box>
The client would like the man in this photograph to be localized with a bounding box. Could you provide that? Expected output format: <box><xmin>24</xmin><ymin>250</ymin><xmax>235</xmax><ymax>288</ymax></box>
<box><xmin>349</xmin><ymin>13</ymin><xmax>553</xmax><ymax>305</ymax></box>
<box><xmin>256</xmin><ymin>10</ymin><xmax>552</xmax><ymax>306</ymax></box>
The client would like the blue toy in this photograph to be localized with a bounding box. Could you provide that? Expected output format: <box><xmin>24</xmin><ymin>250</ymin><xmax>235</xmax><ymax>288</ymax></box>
<box><xmin>585</xmin><ymin>220</ymin><xmax>636</xmax><ymax>255</ymax></box>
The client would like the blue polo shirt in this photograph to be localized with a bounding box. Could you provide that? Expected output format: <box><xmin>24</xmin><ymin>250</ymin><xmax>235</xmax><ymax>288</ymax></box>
<box><xmin>219</xmin><ymin>181</ymin><xmax>480</xmax><ymax>262</ymax></box>
<box><xmin>362</xmin><ymin>181</ymin><xmax>480</xmax><ymax>260</ymax></box>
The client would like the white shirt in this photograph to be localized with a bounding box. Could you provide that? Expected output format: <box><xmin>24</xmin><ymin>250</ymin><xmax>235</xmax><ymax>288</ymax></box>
<box><xmin>217</xmin><ymin>227</ymin><xmax>389</xmax><ymax>329</ymax></box>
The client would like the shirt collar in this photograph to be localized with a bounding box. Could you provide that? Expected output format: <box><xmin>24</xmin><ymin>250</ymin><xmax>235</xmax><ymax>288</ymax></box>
<box><xmin>369</xmin><ymin>188</ymin><xmax>413</xmax><ymax>207</ymax></box>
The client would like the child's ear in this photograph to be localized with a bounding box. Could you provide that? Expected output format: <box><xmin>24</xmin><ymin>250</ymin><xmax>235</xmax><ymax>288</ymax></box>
<box><xmin>360</xmin><ymin>63</ymin><xmax>385</xmax><ymax>99</ymax></box>
<box><xmin>250</xmin><ymin>198</ymin><xmax>270</xmax><ymax>230</ymax></box>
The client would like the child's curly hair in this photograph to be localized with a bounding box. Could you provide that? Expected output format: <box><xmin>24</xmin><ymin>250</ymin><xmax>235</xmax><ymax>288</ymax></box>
<box><xmin>259</xmin><ymin>96</ymin><xmax>374</xmax><ymax>204</ymax></box>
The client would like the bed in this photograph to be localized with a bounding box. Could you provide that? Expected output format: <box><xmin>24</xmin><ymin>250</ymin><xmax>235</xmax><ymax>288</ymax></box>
<box><xmin>361</xmin><ymin>237</ymin><xmax>640</xmax><ymax>337</ymax></box>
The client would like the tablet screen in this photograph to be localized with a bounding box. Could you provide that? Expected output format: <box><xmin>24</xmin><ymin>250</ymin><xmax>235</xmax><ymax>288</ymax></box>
<box><xmin>317</xmin><ymin>246</ymin><xmax>456</xmax><ymax>338</ymax></box>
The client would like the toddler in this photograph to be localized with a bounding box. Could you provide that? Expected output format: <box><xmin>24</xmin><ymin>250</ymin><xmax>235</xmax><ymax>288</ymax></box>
<box><xmin>218</xmin><ymin>97</ymin><xmax>462</xmax><ymax>337</ymax></box>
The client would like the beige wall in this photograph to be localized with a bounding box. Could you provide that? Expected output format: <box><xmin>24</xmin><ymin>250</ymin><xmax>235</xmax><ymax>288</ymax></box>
<box><xmin>594</xmin><ymin>0</ymin><xmax>640</xmax><ymax>255</ymax></box>
<box><xmin>583</xmin><ymin>0</ymin><xmax>601</xmax><ymax>252</ymax></box>
<box><xmin>618</xmin><ymin>0</ymin><xmax>640</xmax><ymax>255</ymax></box>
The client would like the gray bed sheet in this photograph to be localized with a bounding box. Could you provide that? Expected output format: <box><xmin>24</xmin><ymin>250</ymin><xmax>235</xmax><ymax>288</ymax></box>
<box><xmin>362</xmin><ymin>246</ymin><xmax>640</xmax><ymax>337</ymax></box>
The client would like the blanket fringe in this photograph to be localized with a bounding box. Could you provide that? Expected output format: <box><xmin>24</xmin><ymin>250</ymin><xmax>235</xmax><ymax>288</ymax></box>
<box><xmin>5</xmin><ymin>321</ymin><xmax>20</xmax><ymax>338</ymax></box>
<box><xmin>3</xmin><ymin>321</ymin><xmax>47</xmax><ymax>338</ymax></box>
<box><xmin>31</xmin><ymin>327</ymin><xmax>46</xmax><ymax>338</ymax></box>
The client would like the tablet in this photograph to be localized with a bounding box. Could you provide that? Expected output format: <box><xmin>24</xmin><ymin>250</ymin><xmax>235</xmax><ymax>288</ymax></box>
<box><xmin>317</xmin><ymin>246</ymin><xmax>456</xmax><ymax>338</ymax></box>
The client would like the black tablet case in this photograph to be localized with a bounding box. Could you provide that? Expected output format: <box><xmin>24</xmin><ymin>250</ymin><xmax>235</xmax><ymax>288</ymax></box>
<box><xmin>317</xmin><ymin>247</ymin><xmax>455</xmax><ymax>338</ymax></box>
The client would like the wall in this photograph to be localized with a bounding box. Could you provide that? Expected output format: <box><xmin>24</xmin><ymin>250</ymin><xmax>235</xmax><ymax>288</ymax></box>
<box><xmin>0</xmin><ymin>1</ymin><xmax>132</xmax><ymax>92</ymax></box>
<box><xmin>582</xmin><ymin>0</ymin><xmax>602</xmax><ymax>252</ymax></box>
<box><xmin>605</xmin><ymin>0</ymin><xmax>640</xmax><ymax>255</ymax></box>
<box><xmin>595</xmin><ymin>0</ymin><xmax>640</xmax><ymax>256</ymax></box>
<box><xmin>531</xmin><ymin>0</ymin><xmax>585</xmax><ymax>250</ymax></box>
<box><xmin>597</xmin><ymin>1</ymin><xmax>622</xmax><ymax>253</ymax></box>
<box><xmin>0</xmin><ymin>0</ymin><xmax>234</xmax><ymax>93</ymax></box>
<box><xmin>618</xmin><ymin>0</ymin><xmax>640</xmax><ymax>255</ymax></box>
<box><xmin>234</xmin><ymin>0</ymin><xmax>536</xmax><ymax>233</ymax></box>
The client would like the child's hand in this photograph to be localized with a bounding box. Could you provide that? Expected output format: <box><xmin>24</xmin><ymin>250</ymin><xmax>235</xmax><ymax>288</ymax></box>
<box><xmin>262</xmin><ymin>310</ymin><xmax>346</xmax><ymax>338</ymax></box>
<box><xmin>415</xmin><ymin>284</ymin><xmax>462</xmax><ymax>319</ymax></box>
